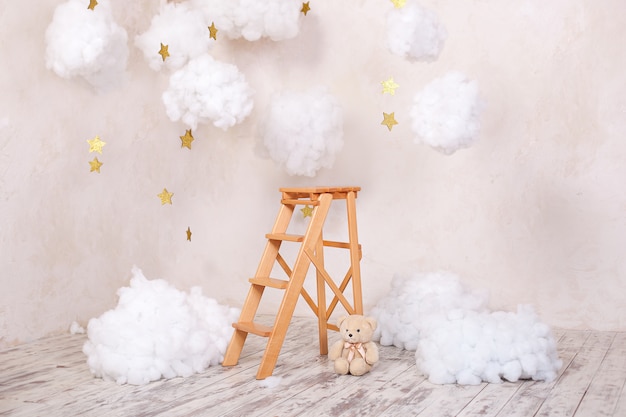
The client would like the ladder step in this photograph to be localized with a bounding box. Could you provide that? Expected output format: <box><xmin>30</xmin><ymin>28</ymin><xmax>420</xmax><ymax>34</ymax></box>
<box><xmin>281</xmin><ymin>199</ymin><xmax>320</xmax><ymax>206</ymax></box>
<box><xmin>266</xmin><ymin>233</ymin><xmax>304</xmax><ymax>242</ymax></box>
<box><xmin>233</xmin><ymin>321</ymin><xmax>273</xmax><ymax>337</ymax></box>
<box><xmin>249</xmin><ymin>277</ymin><xmax>289</xmax><ymax>289</ymax></box>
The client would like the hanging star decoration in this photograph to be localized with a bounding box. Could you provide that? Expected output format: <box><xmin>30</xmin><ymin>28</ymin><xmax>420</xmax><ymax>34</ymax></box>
<box><xmin>186</xmin><ymin>227</ymin><xmax>192</xmax><ymax>241</ymax></box>
<box><xmin>381</xmin><ymin>77</ymin><xmax>399</xmax><ymax>95</ymax></box>
<box><xmin>390</xmin><ymin>0</ymin><xmax>407</xmax><ymax>8</ymax></box>
<box><xmin>208</xmin><ymin>22</ymin><xmax>218</xmax><ymax>40</ymax></box>
<box><xmin>301</xmin><ymin>2</ymin><xmax>311</xmax><ymax>15</ymax></box>
<box><xmin>87</xmin><ymin>135</ymin><xmax>106</xmax><ymax>154</ymax></box>
<box><xmin>158</xmin><ymin>188</ymin><xmax>174</xmax><ymax>205</ymax></box>
<box><xmin>87</xmin><ymin>0</ymin><xmax>98</xmax><ymax>10</ymax></box>
<box><xmin>158</xmin><ymin>43</ymin><xmax>170</xmax><ymax>61</ymax></box>
<box><xmin>381</xmin><ymin>112</ymin><xmax>398</xmax><ymax>131</ymax></box>
<box><xmin>180</xmin><ymin>129</ymin><xmax>194</xmax><ymax>149</ymax></box>
<box><xmin>89</xmin><ymin>157</ymin><xmax>103</xmax><ymax>173</ymax></box>
<box><xmin>301</xmin><ymin>205</ymin><xmax>314</xmax><ymax>218</ymax></box>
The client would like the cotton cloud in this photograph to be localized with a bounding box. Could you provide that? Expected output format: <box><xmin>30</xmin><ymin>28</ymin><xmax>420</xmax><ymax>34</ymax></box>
<box><xmin>386</xmin><ymin>3</ymin><xmax>447</xmax><ymax>61</ymax></box>
<box><xmin>135</xmin><ymin>2</ymin><xmax>214</xmax><ymax>72</ymax></box>
<box><xmin>161</xmin><ymin>54</ymin><xmax>254</xmax><ymax>130</ymax></box>
<box><xmin>260</xmin><ymin>87</ymin><xmax>344</xmax><ymax>177</ymax></box>
<box><xmin>370</xmin><ymin>271</ymin><xmax>562</xmax><ymax>385</ymax></box>
<box><xmin>410</xmin><ymin>71</ymin><xmax>483</xmax><ymax>154</ymax></box>
<box><xmin>189</xmin><ymin>0</ymin><xmax>302</xmax><ymax>41</ymax></box>
<box><xmin>45</xmin><ymin>0</ymin><xmax>128</xmax><ymax>92</ymax></box>
<box><xmin>82</xmin><ymin>267</ymin><xmax>240</xmax><ymax>385</ymax></box>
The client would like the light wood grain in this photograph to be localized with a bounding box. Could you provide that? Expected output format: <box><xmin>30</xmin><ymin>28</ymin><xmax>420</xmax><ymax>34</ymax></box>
<box><xmin>1</xmin><ymin>317</ymin><xmax>625</xmax><ymax>417</ymax></box>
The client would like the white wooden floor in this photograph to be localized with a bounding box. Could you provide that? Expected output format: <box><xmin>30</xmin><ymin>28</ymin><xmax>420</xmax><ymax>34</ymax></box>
<box><xmin>1</xmin><ymin>317</ymin><xmax>626</xmax><ymax>417</ymax></box>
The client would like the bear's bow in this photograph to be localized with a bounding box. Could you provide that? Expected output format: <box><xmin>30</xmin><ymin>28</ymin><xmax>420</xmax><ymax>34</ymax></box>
<box><xmin>344</xmin><ymin>342</ymin><xmax>366</xmax><ymax>363</ymax></box>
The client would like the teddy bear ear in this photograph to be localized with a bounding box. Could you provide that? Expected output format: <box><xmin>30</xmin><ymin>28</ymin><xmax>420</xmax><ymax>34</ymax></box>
<box><xmin>365</xmin><ymin>317</ymin><xmax>378</xmax><ymax>330</ymax></box>
<box><xmin>337</xmin><ymin>316</ymin><xmax>347</xmax><ymax>327</ymax></box>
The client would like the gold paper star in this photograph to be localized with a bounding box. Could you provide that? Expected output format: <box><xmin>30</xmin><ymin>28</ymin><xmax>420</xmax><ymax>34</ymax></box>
<box><xmin>301</xmin><ymin>2</ymin><xmax>311</xmax><ymax>15</ymax></box>
<box><xmin>381</xmin><ymin>112</ymin><xmax>398</xmax><ymax>131</ymax></box>
<box><xmin>87</xmin><ymin>135</ymin><xmax>106</xmax><ymax>154</ymax></box>
<box><xmin>301</xmin><ymin>205</ymin><xmax>314</xmax><ymax>218</ymax></box>
<box><xmin>180</xmin><ymin>129</ymin><xmax>194</xmax><ymax>149</ymax></box>
<box><xmin>158</xmin><ymin>43</ymin><xmax>170</xmax><ymax>61</ymax></box>
<box><xmin>390</xmin><ymin>0</ymin><xmax>407</xmax><ymax>8</ymax></box>
<box><xmin>208</xmin><ymin>22</ymin><xmax>218</xmax><ymax>40</ymax></box>
<box><xmin>186</xmin><ymin>227</ymin><xmax>192</xmax><ymax>241</ymax></box>
<box><xmin>89</xmin><ymin>157</ymin><xmax>103</xmax><ymax>173</ymax></box>
<box><xmin>88</xmin><ymin>0</ymin><xmax>98</xmax><ymax>10</ymax></box>
<box><xmin>158</xmin><ymin>188</ymin><xmax>174</xmax><ymax>205</ymax></box>
<box><xmin>381</xmin><ymin>77</ymin><xmax>399</xmax><ymax>95</ymax></box>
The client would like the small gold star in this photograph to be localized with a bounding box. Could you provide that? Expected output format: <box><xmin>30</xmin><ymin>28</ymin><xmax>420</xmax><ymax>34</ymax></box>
<box><xmin>180</xmin><ymin>129</ymin><xmax>194</xmax><ymax>149</ymax></box>
<box><xmin>390</xmin><ymin>0</ymin><xmax>407</xmax><ymax>8</ymax></box>
<box><xmin>87</xmin><ymin>135</ymin><xmax>106</xmax><ymax>154</ymax></box>
<box><xmin>381</xmin><ymin>112</ymin><xmax>398</xmax><ymax>131</ymax></box>
<box><xmin>186</xmin><ymin>227</ymin><xmax>192</xmax><ymax>241</ymax></box>
<box><xmin>381</xmin><ymin>77</ymin><xmax>399</xmax><ymax>95</ymax></box>
<box><xmin>158</xmin><ymin>188</ymin><xmax>173</xmax><ymax>205</ymax></box>
<box><xmin>208</xmin><ymin>22</ymin><xmax>218</xmax><ymax>40</ymax></box>
<box><xmin>158</xmin><ymin>43</ymin><xmax>170</xmax><ymax>61</ymax></box>
<box><xmin>89</xmin><ymin>157</ymin><xmax>103</xmax><ymax>173</ymax></box>
<box><xmin>88</xmin><ymin>0</ymin><xmax>98</xmax><ymax>10</ymax></box>
<box><xmin>301</xmin><ymin>2</ymin><xmax>311</xmax><ymax>15</ymax></box>
<box><xmin>301</xmin><ymin>205</ymin><xmax>314</xmax><ymax>218</ymax></box>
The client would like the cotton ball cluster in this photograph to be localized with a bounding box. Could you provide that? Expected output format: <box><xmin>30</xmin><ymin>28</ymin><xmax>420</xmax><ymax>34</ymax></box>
<box><xmin>410</xmin><ymin>71</ymin><xmax>483</xmax><ymax>155</ymax></box>
<box><xmin>190</xmin><ymin>0</ymin><xmax>302</xmax><ymax>41</ymax></box>
<box><xmin>82</xmin><ymin>267</ymin><xmax>240</xmax><ymax>385</ymax></box>
<box><xmin>261</xmin><ymin>87</ymin><xmax>344</xmax><ymax>177</ymax></box>
<box><xmin>45</xmin><ymin>0</ymin><xmax>128</xmax><ymax>92</ymax></box>
<box><xmin>418</xmin><ymin>305</ymin><xmax>562</xmax><ymax>385</ymax></box>
<box><xmin>386</xmin><ymin>3</ymin><xmax>447</xmax><ymax>61</ymax></box>
<box><xmin>135</xmin><ymin>2</ymin><xmax>214</xmax><ymax>72</ymax></box>
<box><xmin>370</xmin><ymin>271</ymin><xmax>488</xmax><ymax>350</ymax></box>
<box><xmin>162</xmin><ymin>53</ymin><xmax>254</xmax><ymax>130</ymax></box>
<box><xmin>370</xmin><ymin>271</ymin><xmax>562</xmax><ymax>385</ymax></box>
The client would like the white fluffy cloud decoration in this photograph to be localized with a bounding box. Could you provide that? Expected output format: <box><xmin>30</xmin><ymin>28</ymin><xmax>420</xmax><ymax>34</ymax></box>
<box><xmin>410</xmin><ymin>71</ymin><xmax>483</xmax><ymax>155</ymax></box>
<box><xmin>386</xmin><ymin>3</ymin><xmax>447</xmax><ymax>61</ymax></box>
<box><xmin>260</xmin><ymin>87</ymin><xmax>344</xmax><ymax>177</ymax></box>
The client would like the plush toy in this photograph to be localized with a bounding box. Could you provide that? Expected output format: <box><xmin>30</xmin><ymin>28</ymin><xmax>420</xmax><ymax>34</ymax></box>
<box><xmin>328</xmin><ymin>314</ymin><xmax>379</xmax><ymax>376</ymax></box>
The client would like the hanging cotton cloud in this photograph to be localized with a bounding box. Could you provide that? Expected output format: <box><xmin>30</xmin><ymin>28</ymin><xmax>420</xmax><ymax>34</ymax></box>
<box><xmin>135</xmin><ymin>2</ymin><xmax>214</xmax><ymax>72</ymax></box>
<box><xmin>45</xmin><ymin>0</ymin><xmax>128</xmax><ymax>92</ymax></box>
<box><xmin>189</xmin><ymin>0</ymin><xmax>302</xmax><ymax>41</ymax></box>
<box><xmin>410</xmin><ymin>71</ymin><xmax>483</xmax><ymax>155</ymax></box>
<box><xmin>370</xmin><ymin>271</ymin><xmax>562</xmax><ymax>385</ymax></box>
<box><xmin>162</xmin><ymin>54</ymin><xmax>254</xmax><ymax>130</ymax></box>
<box><xmin>82</xmin><ymin>267</ymin><xmax>240</xmax><ymax>385</ymax></box>
<box><xmin>261</xmin><ymin>88</ymin><xmax>344</xmax><ymax>177</ymax></box>
<box><xmin>386</xmin><ymin>3</ymin><xmax>447</xmax><ymax>61</ymax></box>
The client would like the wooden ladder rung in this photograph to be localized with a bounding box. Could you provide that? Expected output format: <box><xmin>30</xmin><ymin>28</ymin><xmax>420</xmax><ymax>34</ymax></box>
<box><xmin>266</xmin><ymin>233</ymin><xmax>304</xmax><ymax>242</ymax></box>
<box><xmin>281</xmin><ymin>199</ymin><xmax>320</xmax><ymax>206</ymax></box>
<box><xmin>233</xmin><ymin>321</ymin><xmax>273</xmax><ymax>337</ymax></box>
<box><xmin>249</xmin><ymin>277</ymin><xmax>289</xmax><ymax>289</ymax></box>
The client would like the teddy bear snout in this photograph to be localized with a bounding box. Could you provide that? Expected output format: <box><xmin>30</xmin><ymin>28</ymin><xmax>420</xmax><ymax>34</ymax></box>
<box><xmin>348</xmin><ymin>333</ymin><xmax>353</xmax><ymax>338</ymax></box>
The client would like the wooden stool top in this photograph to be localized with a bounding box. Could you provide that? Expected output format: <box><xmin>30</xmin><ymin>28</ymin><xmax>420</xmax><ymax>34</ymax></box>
<box><xmin>279</xmin><ymin>186</ymin><xmax>360</xmax><ymax>200</ymax></box>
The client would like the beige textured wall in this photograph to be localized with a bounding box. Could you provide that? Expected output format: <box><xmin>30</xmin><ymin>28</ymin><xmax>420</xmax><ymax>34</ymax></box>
<box><xmin>1</xmin><ymin>0</ymin><xmax>625</xmax><ymax>347</ymax></box>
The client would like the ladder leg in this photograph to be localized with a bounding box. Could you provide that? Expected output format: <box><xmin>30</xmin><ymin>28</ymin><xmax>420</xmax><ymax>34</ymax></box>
<box><xmin>256</xmin><ymin>193</ymin><xmax>333</xmax><ymax>379</ymax></box>
<box><xmin>223</xmin><ymin>202</ymin><xmax>296</xmax><ymax>367</ymax></box>
<box><xmin>315</xmin><ymin>232</ymin><xmax>328</xmax><ymax>355</ymax></box>
<box><xmin>346</xmin><ymin>190</ymin><xmax>363</xmax><ymax>314</ymax></box>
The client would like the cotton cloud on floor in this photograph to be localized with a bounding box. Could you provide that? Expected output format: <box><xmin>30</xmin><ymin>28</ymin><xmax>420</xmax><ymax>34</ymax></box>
<box><xmin>370</xmin><ymin>271</ymin><xmax>562</xmax><ymax>385</ymax></box>
<box><xmin>135</xmin><ymin>2</ymin><xmax>214</xmax><ymax>72</ymax></box>
<box><xmin>45</xmin><ymin>0</ymin><xmax>128</xmax><ymax>92</ymax></box>
<box><xmin>82</xmin><ymin>267</ymin><xmax>240</xmax><ymax>385</ymax></box>
<box><xmin>386</xmin><ymin>3</ymin><xmax>447</xmax><ymax>62</ymax></box>
<box><xmin>162</xmin><ymin>54</ymin><xmax>254</xmax><ymax>130</ymax></box>
<box><xmin>260</xmin><ymin>87</ymin><xmax>344</xmax><ymax>177</ymax></box>
<box><xmin>410</xmin><ymin>71</ymin><xmax>483</xmax><ymax>155</ymax></box>
<box><xmin>190</xmin><ymin>0</ymin><xmax>302</xmax><ymax>41</ymax></box>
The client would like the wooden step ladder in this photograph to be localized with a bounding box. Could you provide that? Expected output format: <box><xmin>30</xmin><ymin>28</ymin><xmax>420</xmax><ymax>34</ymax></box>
<box><xmin>222</xmin><ymin>186</ymin><xmax>363</xmax><ymax>379</ymax></box>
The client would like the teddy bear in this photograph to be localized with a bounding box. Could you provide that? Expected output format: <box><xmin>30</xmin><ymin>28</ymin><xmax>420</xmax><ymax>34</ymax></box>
<box><xmin>328</xmin><ymin>314</ymin><xmax>379</xmax><ymax>376</ymax></box>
